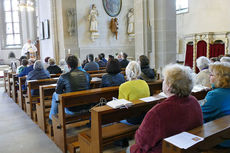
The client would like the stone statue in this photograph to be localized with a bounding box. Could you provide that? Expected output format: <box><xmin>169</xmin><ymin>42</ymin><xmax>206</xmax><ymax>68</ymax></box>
<box><xmin>127</xmin><ymin>8</ymin><xmax>135</xmax><ymax>40</ymax></box>
<box><xmin>67</xmin><ymin>8</ymin><xmax>76</xmax><ymax>36</ymax></box>
<box><xmin>127</xmin><ymin>8</ymin><xmax>134</xmax><ymax>34</ymax></box>
<box><xmin>88</xmin><ymin>4</ymin><xmax>99</xmax><ymax>41</ymax></box>
<box><xmin>110</xmin><ymin>18</ymin><xmax>119</xmax><ymax>40</ymax></box>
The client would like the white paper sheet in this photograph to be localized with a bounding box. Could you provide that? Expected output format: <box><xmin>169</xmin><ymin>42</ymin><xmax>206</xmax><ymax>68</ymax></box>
<box><xmin>164</xmin><ymin>132</ymin><xmax>204</xmax><ymax>149</ymax></box>
<box><xmin>140</xmin><ymin>96</ymin><xmax>163</xmax><ymax>102</ymax></box>
<box><xmin>192</xmin><ymin>85</ymin><xmax>209</xmax><ymax>92</ymax></box>
<box><xmin>106</xmin><ymin>99</ymin><xmax>133</xmax><ymax>109</ymax></box>
<box><xmin>158</xmin><ymin>92</ymin><xmax>168</xmax><ymax>98</ymax></box>
<box><xmin>91</xmin><ymin>77</ymin><xmax>102</xmax><ymax>81</ymax></box>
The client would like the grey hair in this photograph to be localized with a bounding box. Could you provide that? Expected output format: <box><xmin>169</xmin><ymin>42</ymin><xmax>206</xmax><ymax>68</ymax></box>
<box><xmin>196</xmin><ymin>56</ymin><xmax>210</xmax><ymax>70</ymax></box>
<box><xmin>59</xmin><ymin>59</ymin><xmax>66</xmax><ymax>66</ymax></box>
<box><xmin>220</xmin><ymin>57</ymin><xmax>230</xmax><ymax>63</ymax></box>
<box><xmin>163</xmin><ymin>64</ymin><xmax>195</xmax><ymax>97</ymax></box>
<box><xmin>125</xmin><ymin>61</ymin><xmax>141</xmax><ymax>81</ymax></box>
<box><xmin>33</xmin><ymin>60</ymin><xmax>44</xmax><ymax>70</ymax></box>
<box><xmin>48</xmin><ymin>58</ymin><xmax>56</xmax><ymax>65</ymax></box>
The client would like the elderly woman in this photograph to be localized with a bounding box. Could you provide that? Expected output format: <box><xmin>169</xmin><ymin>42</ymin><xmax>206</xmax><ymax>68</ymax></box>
<box><xmin>201</xmin><ymin>62</ymin><xmax>230</xmax><ymax>147</ymax></box>
<box><xmin>47</xmin><ymin>58</ymin><xmax>62</xmax><ymax>74</ymax></box>
<box><xmin>101</xmin><ymin>59</ymin><xmax>125</xmax><ymax>87</ymax></box>
<box><xmin>27</xmin><ymin>60</ymin><xmax>50</xmax><ymax>95</ymax></box>
<box><xmin>195</xmin><ymin>56</ymin><xmax>211</xmax><ymax>87</ymax></box>
<box><xmin>220</xmin><ymin>56</ymin><xmax>230</xmax><ymax>63</ymax></box>
<box><xmin>119</xmin><ymin>61</ymin><xmax>150</xmax><ymax>125</ymax></box>
<box><xmin>139</xmin><ymin>55</ymin><xmax>155</xmax><ymax>81</ymax></box>
<box><xmin>128</xmin><ymin>64</ymin><xmax>203</xmax><ymax>153</ymax></box>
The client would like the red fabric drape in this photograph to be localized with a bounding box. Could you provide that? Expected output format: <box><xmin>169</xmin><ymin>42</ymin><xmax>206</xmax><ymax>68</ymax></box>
<box><xmin>209</xmin><ymin>43</ymin><xmax>225</xmax><ymax>58</ymax></box>
<box><xmin>196</xmin><ymin>41</ymin><xmax>207</xmax><ymax>73</ymax></box>
<box><xmin>185</xmin><ymin>44</ymin><xmax>193</xmax><ymax>69</ymax></box>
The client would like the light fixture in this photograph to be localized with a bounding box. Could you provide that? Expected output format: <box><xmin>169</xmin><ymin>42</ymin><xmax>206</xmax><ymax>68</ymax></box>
<box><xmin>18</xmin><ymin>0</ymin><xmax>34</xmax><ymax>12</ymax></box>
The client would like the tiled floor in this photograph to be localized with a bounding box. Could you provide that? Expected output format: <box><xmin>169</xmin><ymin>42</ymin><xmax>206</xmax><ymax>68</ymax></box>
<box><xmin>0</xmin><ymin>87</ymin><xmax>62</xmax><ymax>153</ymax></box>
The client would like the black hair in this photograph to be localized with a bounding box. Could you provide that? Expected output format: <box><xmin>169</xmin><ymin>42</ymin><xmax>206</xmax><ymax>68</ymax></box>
<box><xmin>88</xmin><ymin>54</ymin><xmax>94</xmax><ymax>61</ymax></box>
<box><xmin>65</xmin><ymin>55</ymin><xmax>78</xmax><ymax>69</ymax></box>
<box><xmin>106</xmin><ymin>59</ymin><xmax>121</xmax><ymax>74</ymax></box>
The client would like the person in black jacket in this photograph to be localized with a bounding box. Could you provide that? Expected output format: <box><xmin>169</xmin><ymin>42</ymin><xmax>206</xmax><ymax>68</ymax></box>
<box><xmin>47</xmin><ymin>58</ymin><xmax>62</xmax><ymax>74</ymax></box>
<box><xmin>139</xmin><ymin>55</ymin><xmax>155</xmax><ymax>81</ymax></box>
<box><xmin>49</xmin><ymin>55</ymin><xmax>91</xmax><ymax>122</ymax></box>
<box><xmin>119</xmin><ymin>52</ymin><xmax>129</xmax><ymax>68</ymax></box>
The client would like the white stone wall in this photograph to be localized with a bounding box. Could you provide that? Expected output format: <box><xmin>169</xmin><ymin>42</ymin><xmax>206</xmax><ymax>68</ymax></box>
<box><xmin>177</xmin><ymin>0</ymin><xmax>230</xmax><ymax>56</ymax></box>
<box><xmin>76</xmin><ymin>0</ymin><xmax>135</xmax><ymax>60</ymax></box>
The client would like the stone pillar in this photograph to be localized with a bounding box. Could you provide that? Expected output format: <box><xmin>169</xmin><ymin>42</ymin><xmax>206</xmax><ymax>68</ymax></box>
<box><xmin>154</xmin><ymin>0</ymin><xmax>176</xmax><ymax>69</ymax></box>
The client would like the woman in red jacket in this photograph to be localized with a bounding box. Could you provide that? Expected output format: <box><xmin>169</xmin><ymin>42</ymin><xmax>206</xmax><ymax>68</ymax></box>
<box><xmin>128</xmin><ymin>64</ymin><xmax>203</xmax><ymax>153</ymax></box>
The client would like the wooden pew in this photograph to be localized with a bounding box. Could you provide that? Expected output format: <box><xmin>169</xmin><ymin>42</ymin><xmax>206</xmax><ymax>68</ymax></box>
<box><xmin>37</xmin><ymin>84</ymin><xmax>56</xmax><ymax>136</ymax></box>
<box><xmin>78</xmin><ymin>89</ymin><xmax>209</xmax><ymax>153</ymax></box>
<box><xmin>162</xmin><ymin>115</ymin><xmax>230</xmax><ymax>153</ymax></box>
<box><xmin>3</xmin><ymin>70</ymin><xmax>8</xmax><ymax>93</ymax></box>
<box><xmin>87</xmin><ymin>69</ymin><xmax>106</xmax><ymax>74</ymax></box>
<box><xmin>52</xmin><ymin>81</ymin><xmax>163</xmax><ymax>153</ymax></box>
<box><xmin>7</xmin><ymin>72</ymin><xmax>15</xmax><ymax>97</ymax></box>
<box><xmin>18</xmin><ymin>76</ymin><xmax>27</xmax><ymax>110</ymax></box>
<box><xmin>11</xmin><ymin>74</ymin><xmax>19</xmax><ymax>103</ymax></box>
<box><xmin>52</xmin><ymin>86</ymin><xmax>119</xmax><ymax>153</ymax></box>
<box><xmin>26</xmin><ymin>78</ymin><xmax>59</xmax><ymax>121</ymax></box>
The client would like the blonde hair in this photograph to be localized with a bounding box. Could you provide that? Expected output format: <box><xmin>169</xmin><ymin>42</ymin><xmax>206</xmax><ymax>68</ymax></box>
<box><xmin>48</xmin><ymin>58</ymin><xmax>56</xmax><ymax>65</ymax></box>
<box><xmin>125</xmin><ymin>61</ymin><xmax>141</xmax><ymax>81</ymax></box>
<box><xmin>209</xmin><ymin>62</ymin><xmax>230</xmax><ymax>88</ymax></box>
<box><xmin>163</xmin><ymin>64</ymin><xmax>195</xmax><ymax>97</ymax></box>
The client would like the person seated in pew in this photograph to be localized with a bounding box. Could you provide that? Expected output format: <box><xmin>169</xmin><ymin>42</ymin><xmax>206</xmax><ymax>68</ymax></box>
<box><xmin>59</xmin><ymin>59</ymin><xmax>68</xmax><ymax>73</ymax></box>
<box><xmin>17</xmin><ymin>59</ymin><xmax>28</xmax><ymax>74</ymax></box>
<box><xmin>120</xmin><ymin>52</ymin><xmax>129</xmax><ymax>68</ymax></box>
<box><xmin>26</xmin><ymin>60</ymin><xmax>50</xmax><ymax>96</ymax></box>
<box><xmin>16</xmin><ymin>56</ymin><xmax>27</xmax><ymax>74</ymax></box>
<box><xmin>97</xmin><ymin>54</ymin><xmax>106</xmax><ymax>68</ymax></box>
<box><xmin>47</xmin><ymin>58</ymin><xmax>62</xmax><ymax>74</ymax></box>
<box><xmin>18</xmin><ymin>58</ymin><xmax>35</xmax><ymax>77</ymax></box>
<box><xmin>49</xmin><ymin>55</ymin><xmax>91</xmax><ymax>122</ymax></box>
<box><xmin>220</xmin><ymin>56</ymin><xmax>230</xmax><ymax>63</ymax></box>
<box><xmin>84</xmin><ymin>54</ymin><xmax>99</xmax><ymax>71</ymax></box>
<box><xmin>138</xmin><ymin>55</ymin><xmax>156</xmax><ymax>82</ymax></box>
<box><xmin>43</xmin><ymin>56</ymin><xmax>50</xmax><ymax>70</ymax></box>
<box><xmin>101</xmin><ymin>59</ymin><xmax>125</xmax><ymax>87</ymax></box>
<box><xmin>100</xmin><ymin>53</ymin><xmax>108</xmax><ymax>65</ymax></box>
<box><xmin>201</xmin><ymin>62</ymin><xmax>230</xmax><ymax>148</ymax></box>
<box><xmin>127</xmin><ymin>64</ymin><xmax>203</xmax><ymax>153</ymax></box>
<box><xmin>195</xmin><ymin>56</ymin><xmax>211</xmax><ymax>88</ymax></box>
<box><xmin>119</xmin><ymin>61</ymin><xmax>150</xmax><ymax>125</ymax></box>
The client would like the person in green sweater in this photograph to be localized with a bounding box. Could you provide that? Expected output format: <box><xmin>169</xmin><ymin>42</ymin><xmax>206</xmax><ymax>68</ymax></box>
<box><xmin>119</xmin><ymin>61</ymin><xmax>150</xmax><ymax>125</ymax></box>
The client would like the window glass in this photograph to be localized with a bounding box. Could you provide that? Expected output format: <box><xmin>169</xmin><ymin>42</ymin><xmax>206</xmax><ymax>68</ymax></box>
<box><xmin>6</xmin><ymin>23</ymin><xmax>13</xmax><ymax>34</ymax></box>
<box><xmin>4</xmin><ymin>0</ymin><xmax>11</xmax><ymax>11</ymax></box>
<box><xmin>6</xmin><ymin>34</ymin><xmax>14</xmax><ymax>45</ymax></box>
<box><xmin>11</xmin><ymin>0</ymin><xmax>19</xmax><ymax>10</ymax></box>
<box><xmin>5</xmin><ymin>12</ymin><xmax>12</xmax><ymax>22</ymax></box>
<box><xmin>15</xmin><ymin>34</ymin><xmax>21</xmax><ymax>44</ymax></box>
<box><xmin>14</xmin><ymin>23</ymin><xmax>20</xmax><ymax>33</ymax></box>
<box><xmin>13</xmin><ymin>11</ymin><xmax>19</xmax><ymax>22</ymax></box>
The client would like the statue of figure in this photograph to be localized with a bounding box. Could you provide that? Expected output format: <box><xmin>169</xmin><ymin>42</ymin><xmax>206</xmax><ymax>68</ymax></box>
<box><xmin>88</xmin><ymin>4</ymin><xmax>99</xmax><ymax>41</ymax></box>
<box><xmin>127</xmin><ymin>8</ymin><xmax>135</xmax><ymax>35</ymax></box>
<box><xmin>110</xmin><ymin>18</ymin><xmax>119</xmax><ymax>40</ymax></box>
<box><xmin>67</xmin><ymin>8</ymin><xmax>76</xmax><ymax>36</ymax></box>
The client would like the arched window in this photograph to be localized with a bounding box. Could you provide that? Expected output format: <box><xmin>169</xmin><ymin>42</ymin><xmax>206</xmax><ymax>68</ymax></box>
<box><xmin>1</xmin><ymin>0</ymin><xmax>22</xmax><ymax>49</ymax></box>
<box><xmin>176</xmin><ymin>0</ymin><xmax>188</xmax><ymax>14</ymax></box>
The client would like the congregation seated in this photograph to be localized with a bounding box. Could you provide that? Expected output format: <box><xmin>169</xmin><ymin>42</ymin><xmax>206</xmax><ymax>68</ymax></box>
<box><xmin>16</xmin><ymin>56</ymin><xmax>27</xmax><ymax>74</ymax></box>
<box><xmin>84</xmin><ymin>54</ymin><xmax>99</xmax><ymax>71</ymax></box>
<box><xmin>195</xmin><ymin>56</ymin><xmax>211</xmax><ymax>87</ymax></box>
<box><xmin>119</xmin><ymin>61</ymin><xmax>150</xmax><ymax>125</ymax></box>
<box><xmin>49</xmin><ymin>55</ymin><xmax>91</xmax><ymax>122</ymax></box>
<box><xmin>47</xmin><ymin>58</ymin><xmax>62</xmax><ymax>74</ymax></box>
<box><xmin>18</xmin><ymin>59</ymin><xmax>35</xmax><ymax>77</ymax></box>
<box><xmin>97</xmin><ymin>54</ymin><xmax>106</xmax><ymax>67</ymax></box>
<box><xmin>139</xmin><ymin>55</ymin><xmax>156</xmax><ymax>81</ymax></box>
<box><xmin>120</xmin><ymin>52</ymin><xmax>129</xmax><ymax>68</ymax></box>
<box><xmin>17</xmin><ymin>59</ymin><xmax>28</xmax><ymax>74</ymax></box>
<box><xmin>100</xmin><ymin>53</ymin><xmax>108</xmax><ymax>65</ymax></box>
<box><xmin>220</xmin><ymin>56</ymin><xmax>230</xmax><ymax>63</ymax></box>
<box><xmin>127</xmin><ymin>64</ymin><xmax>203</xmax><ymax>153</ymax></box>
<box><xmin>26</xmin><ymin>60</ymin><xmax>50</xmax><ymax>96</ymax></box>
<box><xmin>201</xmin><ymin>62</ymin><xmax>230</xmax><ymax>147</ymax></box>
<box><xmin>81</xmin><ymin>55</ymin><xmax>89</xmax><ymax>68</ymax></box>
<box><xmin>101</xmin><ymin>59</ymin><xmax>125</xmax><ymax>87</ymax></box>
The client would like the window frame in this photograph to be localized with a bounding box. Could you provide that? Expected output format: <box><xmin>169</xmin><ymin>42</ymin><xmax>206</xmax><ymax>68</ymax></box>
<box><xmin>1</xmin><ymin>0</ymin><xmax>23</xmax><ymax>49</ymax></box>
<box><xmin>176</xmin><ymin>0</ymin><xmax>189</xmax><ymax>14</ymax></box>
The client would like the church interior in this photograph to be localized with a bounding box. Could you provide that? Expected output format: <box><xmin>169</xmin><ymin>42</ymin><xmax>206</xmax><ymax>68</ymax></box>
<box><xmin>0</xmin><ymin>0</ymin><xmax>230</xmax><ymax>153</ymax></box>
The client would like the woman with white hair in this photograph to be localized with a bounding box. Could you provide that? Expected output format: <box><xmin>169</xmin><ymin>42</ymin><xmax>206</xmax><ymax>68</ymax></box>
<box><xmin>195</xmin><ymin>56</ymin><xmax>211</xmax><ymax>87</ymax></box>
<box><xmin>47</xmin><ymin>58</ymin><xmax>62</xmax><ymax>74</ymax></box>
<box><xmin>27</xmin><ymin>60</ymin><xmax>50</xmax><ymax>95</ymax></box>
<box><xmin>119</xmin><ymin>61</ymin><xmax>150</xmax><ymax>125</ymax></box>
<box><xmin>128</xmin><ymin>64</ymin><xmax>203</xmax><ymax>153</ymax></box>
<box><xmin>220</xmin><ymin>56</ymin><xmax>230</xmax><ymax>63</ymax></box>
